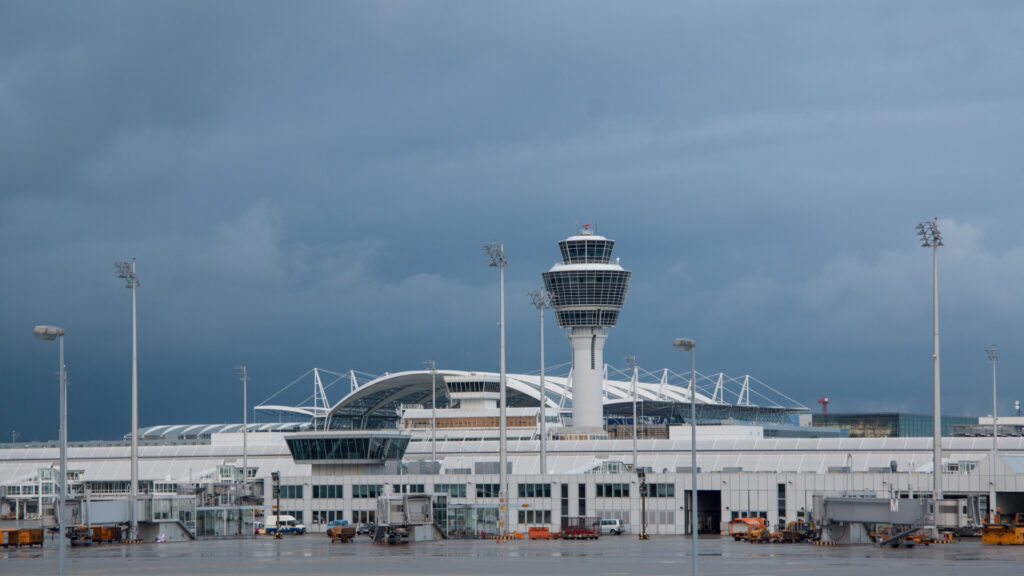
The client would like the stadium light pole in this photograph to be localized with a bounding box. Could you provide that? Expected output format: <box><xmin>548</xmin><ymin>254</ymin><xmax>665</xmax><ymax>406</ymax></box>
<box><xmin>484</xmin><ymin>243</ymin><xmax>508</xmax><ymax>535</ymax></box>
<box><xmin>114</xmin><ymin>258</ymin><xmax>141</xmax><ymax>540</ymax></box>
<box><xmin>674</xmin><ymin>338</ymin><xmax>698</xmax><ymax>576</ymax></box>
<box><xmin>916</xmin><ymin>219</ymin><xmax>943</xmax><ymax>501</ymax></box>
<box><xmin>424</xmin><ymin>360</ymin><xmax>437</xmax><ymax>468</ymax></box>
<box><xmin>986</xmin><ymin>345</ymin><xmax>998</xmax><ymax>522</ymax></box>
<box><xmin>236</xmin><ymin>366</ymin><xmax>249</xmax><ymax>497</ymax></box>
<box><xmin>528</xmin><ymin>289</ymin><xmax>550</xmax><ymax>475</ymax></box>
<box><xmin>34</xmin><ymin>325</ymin><xmax>66</xmax><ymax>576</ymax></box>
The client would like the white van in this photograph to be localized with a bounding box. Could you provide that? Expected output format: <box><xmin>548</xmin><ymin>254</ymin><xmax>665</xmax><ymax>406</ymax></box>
<box><xmin>264</xmin><ymin>514</ymin><xmax>306</xmax><ymax>535</ymax></box>
<box><xmin>599</xmin><ymin>518</ymin><xmax>623</xmax><ymax>535</ymax></box>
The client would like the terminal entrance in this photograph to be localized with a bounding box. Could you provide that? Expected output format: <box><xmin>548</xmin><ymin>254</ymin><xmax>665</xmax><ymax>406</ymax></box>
<box><xmin>697</xmin><ymin>490</ymin><xmax>720</xmax><ymax>534</ymax></box>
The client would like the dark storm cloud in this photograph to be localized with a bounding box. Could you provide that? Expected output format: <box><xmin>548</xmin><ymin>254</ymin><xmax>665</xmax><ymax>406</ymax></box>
<box><xmin>3</xmin><ymin>2</ymin><xmax>1024</xmax><ymax>441</ymax></box>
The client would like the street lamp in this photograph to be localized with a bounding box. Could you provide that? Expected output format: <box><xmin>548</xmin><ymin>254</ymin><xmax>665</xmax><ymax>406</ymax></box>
<box><xmin>986</xmin><ymin>345</ymin><xmax>998</xmax><ymax>522</ymax></box>
<box><xmin>33</xmin><ymin>325</ymin><xmax>66</xmax><ymax>576</ymax></box>
<box><xmin>114</xmin><ymin>258</ymin><xmax>141</xmax><ymax>540</ymax></box>
<box><xmin>673</xmin><ymin>337</ymin><xmax>698</xmax><ymax>576</ymax></box>
<box><xmin>916</xmin><ymin>219</ymin><xmax>943</xmax><ymax>500</ymax></box>
<box><xmin>424</xmin><ymin>360</ymin><xmax>437</xmax><ymax>468</ymax></box>
<box><xmin>528</xmin><ymin>289</ymin><xmax>550</xmax><ymax>475</ymax></box>
<box><xmin>236</xmin><ymin>366</ymin><xmax>249</xmax><ymax>497</ymax></box>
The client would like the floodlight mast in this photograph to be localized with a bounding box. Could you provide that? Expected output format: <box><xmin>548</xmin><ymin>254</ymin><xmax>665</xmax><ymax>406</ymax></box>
<box><xmin>114</xmin><ymin>258</ymin><xmax>141</xmax><ymax>541</ymax></box>
<box><xmin>986</xmin><ymin>345</ymin><xmax>998</xmax><ymax>522</ymax></box>
<box><xmin>33</xmin><ymin>325</ymin><xmax>66</xmax><ymax>576</ymax></box>
<box><xmin>916</xmin><ymin>219</ymin><xmax>943</xmax><ymax>501</ymax></box>
<box><xmin>484</xmin><ymin>243</ymin><xmax>509</xmax><ymax>535</ymax></box>
<box><xmin>673</xmin><ymin>337</ymin><xmax>698</xmax><ymax>576</ymax></box>
<box><xmin>626</xmin><ymin>355</ymin><xmax>638</xmax><ymax>470</ymax></box>
<box><xmin>529</xmin><ymin>289</ymin><xmax>551</xmax><ymax>475</ymax></box>
<box><xmin>236</xmin><ymin>366</ymin><xmax>249</xmax><ymax>497</ymax></box>
<box><xmin>424</xmin><ymin>360</ymin><xmax>437</xmax><ymax>468</ymax></box>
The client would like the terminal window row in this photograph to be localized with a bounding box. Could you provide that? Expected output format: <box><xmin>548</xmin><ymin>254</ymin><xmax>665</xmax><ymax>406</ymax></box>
<box><xmin>476</xmin><ymin>483</ymin><xmax>501</xmax><ymax>498</ymax></box>
<box><xmin>404</xmin><ymin>416</ymin><xmax>537</xmax><ymax>429</ymax></box>
<box><xmin>352</xmin><ymin>484</ymin><xmax>384</xmax><ymax>499</ymax></box>
<box><xmin>595</xmin><ymin>483</ymin><xmax>630</xmax><ymax>498</ymax></box>
<box><xmin>396</xmin><ymin>484</ymin><xmax>425</xmax><ymax>494</ymax></box>
<box><xmin>313</xmin><ymin>484</ymin><xmax>343</xmax><ymax>499</ymax></box>
<box><xmin>647</xmin><ymin>483</ymin><xmax>675</xmax><ymax>498</ymax></box>
<box><xmin>279</xmin><ymin>485</ymin><xmax>303</xmax><ymax>499</ymax></box>
<box><xmin>311</xmin><ymin>510</ymin><xmax>344</xmax><ymax>524</ymax></box>
<box><xmin>517</xmin><ymin>483</ymin><xmax>552</xmax><ymax>498</ymax></box>
<box><xmin>517</xmin><ymin>509</ymin><xmax>552</xmax><ymax>525</ymax></box>
<box><xmin>435</xmin><ymin>484</ymin><xmax>467</xmax><ymax>498</ymax></box>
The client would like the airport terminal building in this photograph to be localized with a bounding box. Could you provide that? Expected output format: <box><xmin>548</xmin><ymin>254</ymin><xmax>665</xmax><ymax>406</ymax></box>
<box><xmin>4</xmin><ymin>229</ymin><xmax>1023</xmax><ymax>538</ymax></box>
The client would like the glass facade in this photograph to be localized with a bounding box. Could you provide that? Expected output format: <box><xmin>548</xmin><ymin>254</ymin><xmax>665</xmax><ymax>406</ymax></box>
<box><xmin>558</xmin><ymin>238</ymin><xmax>615</xmax><ymax>264</ymax></box>
<box><xmin>542</xmin><ymin>269</ymin><xmax>631</xmax><ymax>309</ymax></box>
<box><xmin>446</xmin><ymin>380</ymin><xmax>500</xmax><ymax>394</ymax></box>
<box><xmin>812</xmin><ymin>413</ymin><xmax>977</xmax><ymax>438</ymax></box>
<box><xmin>285</xmin><ymin>434</ymin><xmax>410</xmax><ymax>462</ymax></box>
<box><xmin>445</xmin><ymin>505</ymin><xmax>499</xmax><ymax>539</ymax></box>
<box><xmin>195</xmin><ymin>507</ymin><xmax>255</xmax><ymax>539</ymax></box>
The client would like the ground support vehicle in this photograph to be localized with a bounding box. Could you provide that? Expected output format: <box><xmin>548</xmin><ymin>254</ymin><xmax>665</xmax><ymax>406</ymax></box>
<box><xmin>68</xmin><ymin>525</ymin><xmax>93</xmax><ymax>546</ymax></box>
<box><xmin>371</xmin><ymin>524</ymin><xmax>409</xmax><ymax>545</ymax></box>
<box><xmin>528</xmin><ymin>527</ymin><xmax>553</xmax><ymax>540</ymax></box>
<box><xmin>328</xmin><ymin>525</ymin><xmax>357</xmax><ymax>543</ymax></box>
<box><xmin>0</xmin><ymin>528</ymin><xmax>44</xmax><ymax>548</ymax></box>
<box><xmin>770</xmin><ymin>521</ymin><xmax>817</xmax><ymax>543</ymax></box>
<box><xmin>729</xmin><ymin>518</ymin><xmax>767</xmax><ymax>542</ymax></box>
<box><xmin>90</xmin><ymin>525</ymin><xmax>122</xmax><ymax>543</ymax></box>
<box><xmin>264</xmin><ymin>514</ymin><xmax>306</xmax><ymax>535</ymax></box>
<box><xmin>983</xmin><ymin>513</ymin><xmax>1024</xmax><ymax>545</ymax></box>
<box><xmin>561</xmin><ymin>517</ymin><xmax>600</xmax><ymax>540</ymax></box>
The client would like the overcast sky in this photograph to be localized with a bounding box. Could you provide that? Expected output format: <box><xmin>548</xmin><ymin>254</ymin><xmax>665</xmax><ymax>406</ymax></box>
<box><xmin>3</xmin><ymin>2</ymin><xmax>1023</xmax><ymax>442</ymax></box>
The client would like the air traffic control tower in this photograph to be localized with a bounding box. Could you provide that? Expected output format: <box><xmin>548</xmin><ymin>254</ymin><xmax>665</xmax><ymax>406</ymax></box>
<box><xmin>542</xmin><ymin>226</ymin><xmax>631</xmax><ymax>437</ymax></box>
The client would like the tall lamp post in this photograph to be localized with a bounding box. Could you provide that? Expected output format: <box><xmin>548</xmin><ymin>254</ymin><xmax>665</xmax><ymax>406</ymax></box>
<box><xmin>424</xmin><ymin>360</ymin><xmax>437</xmax><ymax>468</ymax></box>
<box><xmin>916</xmin><ymin>219</ymin><xmax>943</xmax><ymax>501</ymax></box>
<box><xmin>528</xmin><ymin>289</ymin><xmax>550</xmax><ymax>475</ymax></box>
<box><xmin>34</xmin><ymin>325</ymin><xmax>66</xmax><ymax>576</ymax></box>
<box><xmin>236</xmin><ymin>366</ymin><xmax>249</xmax><ymax>497</ymax></box>
<box><xmin>484</xmin><ymin>243</ymin><xmax>508</xmax><ymax>535</ymax></box>
<box><xmin>114</xmin><ymin>258</ymin><xmax>141</xmax><ymax>539</ymax></box>
<box><xmin>674</xmin><ymin>338</ymin><xmax>698</xmax><ymax>576</ymax></box>
<box><xmin>626</xmin><ymin>356</ymin><xmax>639</xmax><ymax>470</ymax></box>
<box><xmin>986</xmin><ymin>345</ymin><xmax>998</xmax><ymax>522</ymax></box>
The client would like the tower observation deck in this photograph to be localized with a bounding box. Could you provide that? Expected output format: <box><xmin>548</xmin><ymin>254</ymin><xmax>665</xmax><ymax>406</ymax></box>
<box><xmin>542</xmin><ymin>226</ymin><xmax>631</xmax><ymax>433</ymax></box>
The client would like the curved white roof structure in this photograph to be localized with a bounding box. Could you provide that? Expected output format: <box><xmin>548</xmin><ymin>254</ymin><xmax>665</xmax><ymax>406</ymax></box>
<box><xmin>323</xmin><ymin>366</ymin><xmax>807</xmax><ymax>430</ymax></box>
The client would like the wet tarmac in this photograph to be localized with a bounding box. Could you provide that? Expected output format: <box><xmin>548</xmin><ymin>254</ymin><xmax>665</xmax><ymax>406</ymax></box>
<box><xmin>3</xmin><ymin>534</ymin><xmax>1024</xmax><ymax>576</ymax></box>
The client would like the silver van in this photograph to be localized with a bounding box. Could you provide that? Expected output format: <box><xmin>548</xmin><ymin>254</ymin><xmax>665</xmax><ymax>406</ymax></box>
<box><xmin>599</xmin><ymin>518</ymin><xmax>623</xmax><ymax>535</ymax></box>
